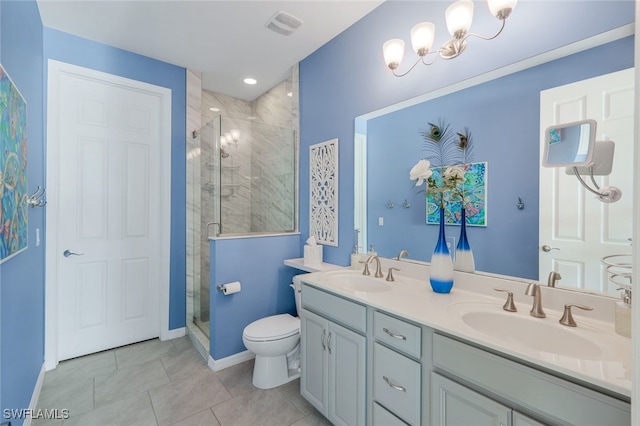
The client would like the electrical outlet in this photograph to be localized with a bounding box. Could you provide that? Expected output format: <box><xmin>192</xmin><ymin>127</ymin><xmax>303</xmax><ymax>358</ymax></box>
<box><xmin>446</xmin><ymin>236</ymin><xmax>456</xmax><ymax>260</ymax></box>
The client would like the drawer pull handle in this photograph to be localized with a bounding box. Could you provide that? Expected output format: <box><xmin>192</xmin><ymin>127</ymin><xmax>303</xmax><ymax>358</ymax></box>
<box><xmin>327</xmin><ymin>332</ymin><xmax>333</xmax><ymax>354</ymax></box>
<box><xmin>383</xmin><ymin>328</ymin><xmax>407</xmax><ymax>341</ymax></box>
<box><xmin>383</xmin><ymin>376</ymin><xmax>406</xmax><ymax>392</ymax></box>
<box><xmin>321</xmin><ymin>329</ymin><xmax>326</xmax><ymax>351</ymax></box>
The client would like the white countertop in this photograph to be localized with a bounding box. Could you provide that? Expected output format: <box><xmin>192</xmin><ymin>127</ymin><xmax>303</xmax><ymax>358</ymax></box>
<box><xmin>284</xmin><ymin>257</ymin><xmax>346</xmax><ymax>273</ymax></box>
<box><xmin>300</xmin><ymin>266</ymin><xmax>631</xmax><ymax>399</ymax></box>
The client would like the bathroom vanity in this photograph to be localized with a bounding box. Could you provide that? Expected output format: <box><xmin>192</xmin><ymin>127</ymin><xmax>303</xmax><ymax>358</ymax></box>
<box><xmin>298</xmin><ymin>260</ymin><xmax>631</xmax><ymax>426</ymax></box>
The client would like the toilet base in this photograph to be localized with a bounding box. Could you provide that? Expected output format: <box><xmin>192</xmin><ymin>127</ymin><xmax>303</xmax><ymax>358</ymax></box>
<box><xmin>252</xmin><ymin>354</ymin><xmax>300</xmax><ymax>389</ymax></box>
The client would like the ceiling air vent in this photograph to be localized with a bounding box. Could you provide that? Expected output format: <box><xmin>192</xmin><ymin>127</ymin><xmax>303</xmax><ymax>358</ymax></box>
<box><xmin>265</xmin><ymin>11</ymin><xmax>303</xmax><ymax>36</ymax></box>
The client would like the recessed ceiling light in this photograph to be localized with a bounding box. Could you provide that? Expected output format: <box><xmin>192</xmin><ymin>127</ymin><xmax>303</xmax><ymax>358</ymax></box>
<box><xmin>244</xmin><ymin>78</ymin><xmax>257</xmax><ymax>85</ymax></box>
<box><xmin>287</xmin><ymin>92</ymin><xmax>293</xmax><ymax>97</ymax></box>
<box><xmin>209</xmin><ymin>107</ymin><xmax>220</xmax><ymax>112</ymax></box>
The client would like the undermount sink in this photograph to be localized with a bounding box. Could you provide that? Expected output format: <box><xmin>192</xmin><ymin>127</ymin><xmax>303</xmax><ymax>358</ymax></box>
<box><xmin>448</xmin><ymin>303</ymin><xmax>603</xmax><ymax>359</ymax></box>
<box><xmin>322</xmin><ymin>271</ymin><xmax>392</xmax><ymax>293</ymax></box>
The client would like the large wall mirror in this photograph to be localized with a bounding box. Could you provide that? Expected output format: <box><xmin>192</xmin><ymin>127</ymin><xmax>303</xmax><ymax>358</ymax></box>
<box><xmin>354</xmin><ymin>26</ymin><xmax>634</xmax><ymax>297</ymax></box>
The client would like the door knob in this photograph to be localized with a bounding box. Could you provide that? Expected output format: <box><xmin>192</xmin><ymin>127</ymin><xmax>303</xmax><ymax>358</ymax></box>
<box><xmin>63</xmin><ymin>249</ymin><xmax>84</xmax><ymax>257</ymax></box>
<box><xmin>541</xmin><ymin>245</ymin><xmax>559</xmax><ymax>252</ymax></box>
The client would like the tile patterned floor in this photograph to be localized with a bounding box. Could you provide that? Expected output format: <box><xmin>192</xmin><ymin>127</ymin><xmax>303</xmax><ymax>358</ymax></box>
<box><xmin>34</xmin><ymin>337</ymin><xmax>332</xmax><ymax>426</ymax></box>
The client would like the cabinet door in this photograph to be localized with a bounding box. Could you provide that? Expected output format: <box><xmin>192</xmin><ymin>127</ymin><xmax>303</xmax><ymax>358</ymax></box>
<box><xmin>431</xmin><ymin>373</ymin><xmax>511</xmax><ymax>426</ymax></box>
<box><xmin>328</xmin><ymin>321</ymin><xmax>366</xmax><ymax>426</ymax></box>
<box><xmin>300</xmin><ymin>309</ymin><xmax>329</xmax><ymax>415</ymax></box>
<box><xmin>513</xmin><ymin>411</ymin><xmax>547</xmax><ymax>426</ymax></box>
<box><xmin>373</xmin><ymin>402</ymin><xmax>409</xmax><ymax>426</ymax></box>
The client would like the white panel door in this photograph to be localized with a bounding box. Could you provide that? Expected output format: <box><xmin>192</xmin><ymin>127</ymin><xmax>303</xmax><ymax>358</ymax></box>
<box><xmin>56</xmin><ymin>70</ymin><xmax>163</xmax><ymax>360</ymax></box>
<box><xmin>539</xmin><ymin>68</ymin><xmax>634</xmax><ymax>293</ymax></box>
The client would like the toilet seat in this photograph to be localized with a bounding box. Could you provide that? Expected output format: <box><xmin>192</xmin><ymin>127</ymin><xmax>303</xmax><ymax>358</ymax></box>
<box><xmin>243</xmin><ymin>314</ymin><xmax>300</xmax><ymax>342</ymax></box>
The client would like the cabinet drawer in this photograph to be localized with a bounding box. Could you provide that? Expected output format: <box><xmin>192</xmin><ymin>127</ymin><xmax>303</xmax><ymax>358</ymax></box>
<box><xmin>374</xmin><ymin>311</ymin><xmax>421</xmax><ymax>358</ymax></box>
<box><xmin>373</xmin><ymin>343</ymin><xmax>421</xmax><ymax>426</ymax></box>
<box><xmin>373</xmin><ymin>402</ymin><xmax>408</xmax><ymax>426</ymax></box>
<box><xmin>433</xmin><ymin>333</ymin><xmax>630</xmax><ymax>425</ymax></box>
<box><xmin>301</xmin><ymin>284</ymin><xmax>366</xmax><ymax>333</ymax></box>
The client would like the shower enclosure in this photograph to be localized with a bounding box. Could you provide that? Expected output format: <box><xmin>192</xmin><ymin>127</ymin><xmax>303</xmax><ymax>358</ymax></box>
<box><xmin>192</xmin><ymin>115</ymin><xmax>297</xmax><ymax>338</ymax></box>
<box><xmin>186</xmin><ymin>65</ymin><xmax>299</xmax><ymax>347</ymax></box>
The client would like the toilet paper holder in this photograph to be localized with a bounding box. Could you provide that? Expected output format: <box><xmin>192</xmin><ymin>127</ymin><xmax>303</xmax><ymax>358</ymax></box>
<box><xmin>216</xmin><ymin>281</ymin><xmax>242</xmax><ymax>294</ymax></box>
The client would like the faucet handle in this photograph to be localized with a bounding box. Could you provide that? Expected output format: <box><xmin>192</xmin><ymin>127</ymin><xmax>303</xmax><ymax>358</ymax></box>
<box><xmin>359</xmin><ymin>260</ymin><xmax>371</xmax><ymax>276</ymax></box>
<box><xmin>559</xmin><ymin>304</ymin><xmax>593</xmax><ymax>327</ymax></box>
<box><xmin>386</xmin><ymin>267</ymin><xmax>400</xmax><ymax>282</ymax></box>
<box><xmin>493</xmin><ymin>288</ymin><xmax>517</xmax><ymax>312</ymax></box>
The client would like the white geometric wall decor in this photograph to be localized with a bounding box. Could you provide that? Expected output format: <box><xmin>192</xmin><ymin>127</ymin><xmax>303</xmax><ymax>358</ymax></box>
<box><xmin>310</xmin><ymin>138</ymin><xmax>338</xmax><ymax>246</ymax></box>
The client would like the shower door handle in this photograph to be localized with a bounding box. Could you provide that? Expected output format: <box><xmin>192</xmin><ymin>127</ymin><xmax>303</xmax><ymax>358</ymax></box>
<box><xmin>63</xmin><ymin>249</ymin><xmax>84</xmax><ymax>257</ymax></box>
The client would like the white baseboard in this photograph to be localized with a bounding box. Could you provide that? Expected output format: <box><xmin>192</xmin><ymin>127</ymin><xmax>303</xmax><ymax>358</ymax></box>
<box><xmin>160</xmin><ymin>327</ymin><xmax>186</xmax><ymax>341</ymax></box>
<box><xmin>208</xmin><ymin>350</ymin><xmax>255</xmax><ymax>371</ymax></box>
<box><xmin>22</xmin><ymin>363</ymin><xmax>46</xmax><ymax>426</ymax></box>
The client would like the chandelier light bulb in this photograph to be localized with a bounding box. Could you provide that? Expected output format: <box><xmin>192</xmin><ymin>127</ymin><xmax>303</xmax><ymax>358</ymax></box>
<box><xmin>383</xmin><ymin>39</ymin><xmax>406</xmax><ymax>70</ymax></box>
<box><xmin>411</xmin><ymin>22</ymin><xmax>436</xmax><ymax>56</ymax></box>
<box><xmin>446</xmin><ymin>0</ymin><xmax>474</xmax><ymax>38</ymax></box>
<box><xmin>487</xmin><ymin>0</ymin><xmax>517</xmax><ymax>19</ymax></box>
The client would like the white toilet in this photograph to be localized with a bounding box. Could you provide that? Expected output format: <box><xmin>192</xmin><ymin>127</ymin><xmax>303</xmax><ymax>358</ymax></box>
<box><xmin>242</xmin><ymin>275</ymin><xmax>302</xmax><ymax>389</ymax></box>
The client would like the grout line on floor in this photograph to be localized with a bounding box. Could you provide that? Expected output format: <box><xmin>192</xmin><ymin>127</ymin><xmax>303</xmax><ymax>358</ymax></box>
<box><xmin>146</xmin><ymin>391</ymin><xmax>160</xmax><ymax>426</ymax></box>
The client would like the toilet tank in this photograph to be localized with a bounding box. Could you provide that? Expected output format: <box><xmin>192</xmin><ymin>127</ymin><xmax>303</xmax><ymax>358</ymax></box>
<box><xmin>292</xmin><ymin>275</ymin><xmax>303</xmax><ymax>316</ymax></box>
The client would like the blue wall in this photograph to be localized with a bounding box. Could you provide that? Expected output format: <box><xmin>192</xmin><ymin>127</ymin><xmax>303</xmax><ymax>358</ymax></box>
<box><xmin>0</xmin><ymin>0</ymin><xmax>45</xmax><ymax>423</ymax></box>
<box><xmin>298</xmin><ymin>1</ymin><xmax>634</xmax><ymax>267</ymax></box>
<box><xmin>43</xmin><ymin>28</ymin><xmax>187</xmax><ymax>330</ymax></box>
<box><xmin>366</xmin><ymin>37</ymin><xmax>634</xmax><ymax>279</ymax></box>
<box><xmin>210</xmin><ymin>234</ymin><xmax>301</xmax><ymax>359</ymax></box>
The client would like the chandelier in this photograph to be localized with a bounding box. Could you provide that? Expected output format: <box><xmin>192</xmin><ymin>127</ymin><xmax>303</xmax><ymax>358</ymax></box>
<box><xmin>382</xmin><ymin>0</ymin><xmax>517</xmax><ymax>77</ymax></box>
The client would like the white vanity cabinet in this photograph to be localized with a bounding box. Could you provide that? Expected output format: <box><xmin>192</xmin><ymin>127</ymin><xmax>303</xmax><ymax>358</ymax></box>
<box><xmin>300</xmin><ymin>284</ymin><xmax>367</xmax><ymax>426</ymax></box>
<box><xmin>432</xmin><ymin>333</ymin><xmax>631</xmax><ymax>426</ymax></box>
<box><xmin>299</xmin><ymin>278</ymin><xmax>630</xmax><ymax>426</ymax></box>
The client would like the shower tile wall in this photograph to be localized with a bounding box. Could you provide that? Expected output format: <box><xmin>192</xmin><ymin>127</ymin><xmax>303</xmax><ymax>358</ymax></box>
<box><xmin>194</xmin><ymin>65</ymin><xmax>299</xmax><ymax>327</ymax></box>
<box><xmin>250</xmin><ymin>77</ymin><xmax>296</xmax><ymax>232</ymax></box>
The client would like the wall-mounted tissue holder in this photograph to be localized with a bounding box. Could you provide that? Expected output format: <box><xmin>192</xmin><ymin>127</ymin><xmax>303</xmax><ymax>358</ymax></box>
<box><xmin>217</xmin><ymin>281</ymin><xmax>242</xmax><ymax>295</ymax></box>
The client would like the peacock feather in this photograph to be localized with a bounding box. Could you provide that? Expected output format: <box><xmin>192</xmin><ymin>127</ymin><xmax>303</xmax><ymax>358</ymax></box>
<box><xmin>419</xmin><ymin>119</ymin><xmax>462</xmax><ymax>167</ymax></box>
<box><xmin>457</xmin><ymin>127</ymin><xmax>475</xmax><ymax>165</ymax></box>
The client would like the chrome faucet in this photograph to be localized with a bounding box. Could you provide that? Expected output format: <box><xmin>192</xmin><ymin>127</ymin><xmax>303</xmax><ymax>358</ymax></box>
<box><xmin>547</xmin><ymin>271</ymin><xmax>562</xmax><ymax>287</ymax></box>
<box><xmin>366</xmin><ymin>255</ymin><xmax>384</xmax><ymax>278</ymax></box>
<box><xmin>396</xmin><ymin>250</ymin><xmax>410</xmax><ymax>261</ymax></box>
<box><xmin>525</xmin><ymin>283</ymin><xmax>546</xmax><ymax>318</ymax></box>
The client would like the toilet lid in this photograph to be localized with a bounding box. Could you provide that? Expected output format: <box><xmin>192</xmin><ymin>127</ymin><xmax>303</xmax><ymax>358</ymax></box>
<box><xmin>244</xmin><ymin>314</ymin><xmax>300</xmax><ymax>341</ymax></box>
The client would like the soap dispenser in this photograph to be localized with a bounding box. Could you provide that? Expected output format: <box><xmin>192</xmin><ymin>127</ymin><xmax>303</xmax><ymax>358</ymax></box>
<box><xmin>350</xmin><ymin>229</ymin><xmax>366</xmax><ymax>269</ymax></box>
<box><xmin>615</xmin><ymin>287</ymin><xmax>632</xmax><ymax>338</ymax></box>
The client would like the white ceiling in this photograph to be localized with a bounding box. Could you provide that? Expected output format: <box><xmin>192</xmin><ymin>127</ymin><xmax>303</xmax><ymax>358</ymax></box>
<box><xmin>36</xmin><ymin>0</ymin><xmax>383</xmax><ymax>101</ymax></box>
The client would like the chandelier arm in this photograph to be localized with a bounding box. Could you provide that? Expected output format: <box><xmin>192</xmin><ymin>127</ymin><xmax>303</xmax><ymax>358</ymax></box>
<box><xmin>462</xmin><ymin>18</ymin><xmax>506</xmax><ymax>42</ymax></box>
<box><xmin>421</xmin><ymin>51</ymin><xmax>439</xmax><ymax>66</ymax></box>
<box><xmin>392</xmin><ymin>52</ymin><xmax>437</xmax><ymax>77</ymax></box>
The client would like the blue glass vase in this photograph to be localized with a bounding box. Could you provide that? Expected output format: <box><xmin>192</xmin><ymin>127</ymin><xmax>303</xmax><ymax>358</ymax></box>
<box><xmin>430</xmin><ymin>207</ymin><xmax>454</xmax><ymax>293</ymax></box>
<box><xmin>454</xmin><ymin>205</ymin><xmax>476</xmax><ymax>273</ymax></box>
